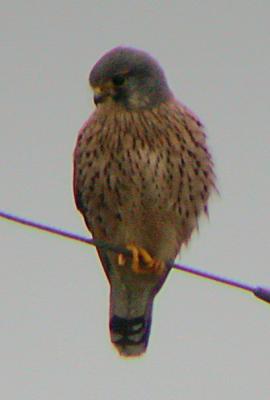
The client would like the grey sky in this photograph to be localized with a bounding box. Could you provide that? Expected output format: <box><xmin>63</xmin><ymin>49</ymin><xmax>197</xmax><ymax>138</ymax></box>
<box><xmin>1</xmin><ymin>1</ymin><xmax>270</xmax><ymax>399</ymax></box>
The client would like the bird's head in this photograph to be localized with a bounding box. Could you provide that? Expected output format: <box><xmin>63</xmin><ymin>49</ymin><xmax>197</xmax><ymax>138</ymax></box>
<box><xmin>89</xmin><ymin>46</ymin><xmax>172</xmax><ymax>110</ymax></box>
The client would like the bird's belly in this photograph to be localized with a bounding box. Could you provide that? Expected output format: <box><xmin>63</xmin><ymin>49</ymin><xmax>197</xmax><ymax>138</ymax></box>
<box><xmin>80</xmin><ymin>140</ymin><xmax>208</xmax><ymax>261</ymax></box>
<box><xmin>84</xmin><ymin>157</ymin><xmax>185</xmax><ymax>261</ymax></box>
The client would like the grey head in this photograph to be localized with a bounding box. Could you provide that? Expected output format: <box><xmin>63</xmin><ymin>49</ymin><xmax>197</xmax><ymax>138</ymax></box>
<box><xmin>89</xmin><ymin>46</ymin><xmax>173</xmax><ymax>110</ymax></box>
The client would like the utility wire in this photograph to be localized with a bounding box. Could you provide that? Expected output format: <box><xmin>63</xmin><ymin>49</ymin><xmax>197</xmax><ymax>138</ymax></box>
<box><xmin>1</xmin><ymin>210</ymin><xmax>270</xmax><ymax>305</ymax></box>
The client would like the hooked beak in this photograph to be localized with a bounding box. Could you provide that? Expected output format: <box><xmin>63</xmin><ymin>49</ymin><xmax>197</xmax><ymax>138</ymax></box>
<box><xmin>93</xmin><ymin>85</ymin><xmax>114</xmax><ymax>105</ymax></box>
<box><xmin>94</xmin><ymin>92</ymin><xmax>108</xmax><ymax>105</ymax></box>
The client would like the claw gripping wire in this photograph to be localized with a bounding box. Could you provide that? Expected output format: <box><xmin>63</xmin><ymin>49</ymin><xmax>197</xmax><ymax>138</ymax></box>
<box><xmin>0</xmin><ymin>210</ymin><xmax>270</xmax><ymax>305</ymax></box>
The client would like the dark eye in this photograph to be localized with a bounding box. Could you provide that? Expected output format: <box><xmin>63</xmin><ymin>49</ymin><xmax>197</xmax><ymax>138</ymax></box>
<box><xmin>112</xmin><ymin>75</ymin><xmax>126</xmax><ymax>86</ymax></box>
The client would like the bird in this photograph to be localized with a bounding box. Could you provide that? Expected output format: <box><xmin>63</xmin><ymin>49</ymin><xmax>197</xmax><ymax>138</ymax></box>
<box><xmin>73</xmin><ymin>46</ymin><xmax>215</xmax><ymax>357</ymax></box>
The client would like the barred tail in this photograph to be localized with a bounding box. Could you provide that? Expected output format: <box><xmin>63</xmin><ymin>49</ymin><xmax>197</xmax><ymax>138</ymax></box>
<box><xmin>99</xmin><ymin>250</ymin><xmax>171</xmax><ymax>357</ymax></box>
<box><xmin>110</xmin><ymin>309</ymin><xmax>153</xmax><ymax>357</ymax></box>
<box><xmin>110</xmin><ymin>290</ymin><xmax>154</xmax><ymax>357</ymax></box>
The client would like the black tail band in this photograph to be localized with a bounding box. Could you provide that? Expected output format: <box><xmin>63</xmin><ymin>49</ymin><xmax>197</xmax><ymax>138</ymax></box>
<box><xmin>110</xmin><ymin>315</ymin><xmax>145</xmax><ymax>337</ymax></box>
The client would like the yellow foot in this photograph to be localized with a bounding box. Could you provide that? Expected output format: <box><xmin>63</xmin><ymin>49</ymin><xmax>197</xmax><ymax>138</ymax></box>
<box><xmin>118</xmin><ymin>243</ymin><xmax>164</xmax><ymax>275</ymax></box>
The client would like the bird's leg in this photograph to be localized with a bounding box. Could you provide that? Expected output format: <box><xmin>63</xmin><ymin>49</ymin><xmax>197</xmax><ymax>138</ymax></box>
<box><xmin>118</xmin><ymin>243</ymin><xmax>164</xmax><ymax>275</ymax></box>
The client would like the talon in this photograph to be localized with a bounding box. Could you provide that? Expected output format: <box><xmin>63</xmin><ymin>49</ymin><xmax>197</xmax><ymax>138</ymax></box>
<box><xmin>117</xmin><ymin>244</ymin><xmax>138</xmax><ymax>267</ymax></box>
<box><xmin>118</xmin><ymin>243</ymin><xmax>164</xmax><ymax>275</ymax></box>
<box><xmin>118</xmin><ymin>253</ymin><xmax>126</xmax><ymax>266</ymax></box>
<box><xmin>149</xmin><ymin>259</ymin><xmax>164</xmax><ymax>275</ymax></box>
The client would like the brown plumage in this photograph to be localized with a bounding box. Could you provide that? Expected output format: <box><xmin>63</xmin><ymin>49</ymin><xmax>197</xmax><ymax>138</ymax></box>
<box><xmin>73</xmin><ymin>47</ymin><xmax>215</xmax><ymax>357</ymax></box>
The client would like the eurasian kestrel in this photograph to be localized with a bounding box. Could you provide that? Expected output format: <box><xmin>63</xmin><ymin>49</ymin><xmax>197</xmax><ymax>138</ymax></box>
<box><xmin>73</xmin><ymin>47</ymin><xmax>215</xmax><ymax>357</ymax></box>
